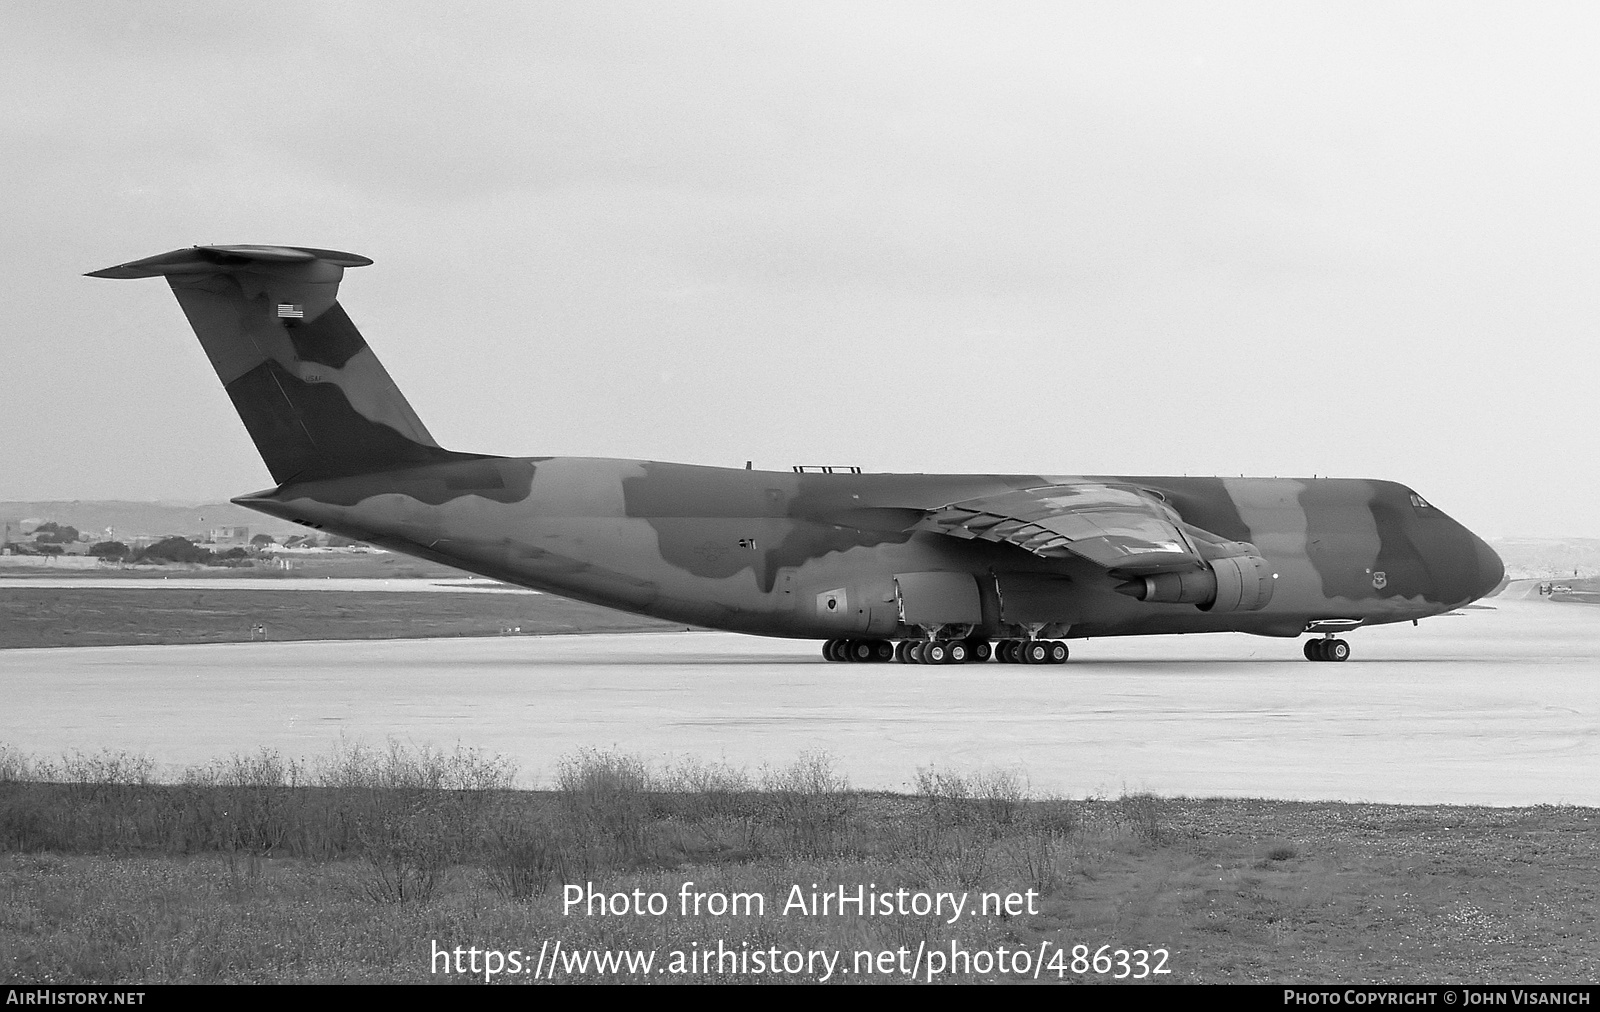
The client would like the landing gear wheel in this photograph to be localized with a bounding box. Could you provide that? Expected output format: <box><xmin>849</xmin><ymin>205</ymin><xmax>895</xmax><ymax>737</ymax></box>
<box><xmin>1304</xmin><ymin>638</ymin><xmax>1350</xmax><ymax>662</ymax></box>
<box><xmin>872</xmin><ymin>640</ymin><xmax>895</xmax><ymax>662</ymax></box>
<box><xmin>998</xmin><ymin>640</ymin><xmax>1018</xmax><ymax>664</ymax></box>
<box><xmin>1047</xmin><ymin>641</ymin><xmax>1069</xmax><ymax>664</ymax></box>
<box><xmin>907</xmin><ymin>641</ymin><xmax>926</xmax><ymax>664</ymax></box>
<box><xmin>1021</xmin><ymin>641</ymin><xmax>1051</xmax><ymax>664</ymax></box>
<box><xmin>894</xmin><ymin>641</ymin><xmax>911</xmax><ymax>663</ymax></box>
<box><xmin>947</xmin><ymin>641</ymin><xmax>969</xmax><ymax>664</ymax></box>
<box><xmin>968</xmin><ymin>640</ymin><xmax>992</xmax><ymax>662</ymax></box>
<box><xmin>924</xmin><ymin>641</ymin><xmax>949</xmax><ymax>664</ymax></box>
<box><xmin>847</xmin><ymin>639</ymin><xmax>875</xmax><ymax>663</ymax></box>
<box><xmin>822</xmin><ymin>638</ymin><xmax>841</xmax><ymax>662</ymax></box>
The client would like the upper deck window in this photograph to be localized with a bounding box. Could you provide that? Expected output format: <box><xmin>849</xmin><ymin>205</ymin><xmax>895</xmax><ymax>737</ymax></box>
<box><xmin>1409</xmin><ymin>493</ymin><xmax>1432</xmax><ymax>509</ymax></box>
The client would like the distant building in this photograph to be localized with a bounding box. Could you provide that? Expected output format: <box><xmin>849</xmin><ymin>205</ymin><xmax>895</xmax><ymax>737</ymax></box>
<box><xmin>208</xmin><ymin>526</ymin><xmax>250</xmax><ymax>546</ymax></box>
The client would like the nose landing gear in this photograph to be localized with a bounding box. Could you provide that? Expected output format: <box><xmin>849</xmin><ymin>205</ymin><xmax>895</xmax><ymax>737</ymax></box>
<box><xmin>1303</xmin><ymin>637</ymin><xmax>1350</xmax><ymax>662</ymax></box>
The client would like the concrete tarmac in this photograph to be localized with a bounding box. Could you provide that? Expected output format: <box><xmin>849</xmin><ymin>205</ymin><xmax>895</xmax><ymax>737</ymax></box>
<box><xmin>2</xmin><ymin>599</ymin><xmax>1595</xmax><ymax>805</ymax></box>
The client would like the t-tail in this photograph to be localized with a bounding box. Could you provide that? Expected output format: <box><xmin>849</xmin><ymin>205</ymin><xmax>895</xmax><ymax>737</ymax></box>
<box><xmin>87</xmin><ymin>245</ymin><xmax>486</xmax><ymax>485</ymax></box>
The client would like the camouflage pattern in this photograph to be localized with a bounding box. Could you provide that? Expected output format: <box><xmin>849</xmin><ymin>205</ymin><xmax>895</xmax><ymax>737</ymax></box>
<box><xmin>91</xmin><ymin>246</ymin><xmax>1504</xmax><ymax>650</ymax></box>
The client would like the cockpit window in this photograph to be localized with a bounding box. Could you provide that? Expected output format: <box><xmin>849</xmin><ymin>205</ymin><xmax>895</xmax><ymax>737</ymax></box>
<box><xmin>1409</xmin><ymin>494</ymin><xmax>1431</xmax><ymax>509</ymax></box>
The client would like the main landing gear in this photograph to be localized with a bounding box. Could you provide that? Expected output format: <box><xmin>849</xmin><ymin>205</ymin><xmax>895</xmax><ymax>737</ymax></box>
<box><xmin>822</xmin><ymin>637</ymin><xmax>983</xmax><ymax>664</ymax></box>
<box><xmin>995</xmin><ymin>639</ymin><xmax>1070</xmax><ymax>665</ymax></box>
<box><xmin>820</xmin><ymin>638</ymin><xmax>1070</xmax><ymax>664</ymax></box>
<box><xmin>822</xmin><ymin>638</ymin><xmax>896</xmax><ymax>663</ymax></box>
<box><xmin>1303</xmin><ymin>637</ymin><xmax>1350</xmax><ymax>662</ymax></box>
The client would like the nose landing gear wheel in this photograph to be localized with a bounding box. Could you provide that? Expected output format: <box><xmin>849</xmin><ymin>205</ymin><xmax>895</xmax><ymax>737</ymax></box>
<box><xmin>1304</xmin><ymin>638</ymin><xmax>1350</xmax><ymax>662</ymax></box>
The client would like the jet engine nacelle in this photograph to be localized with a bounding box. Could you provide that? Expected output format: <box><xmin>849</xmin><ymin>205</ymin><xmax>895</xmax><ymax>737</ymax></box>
<box><xmin>1117</xmin><ymin>555</ymin><xmax>1276</xmax><ymax>613</ymax></box>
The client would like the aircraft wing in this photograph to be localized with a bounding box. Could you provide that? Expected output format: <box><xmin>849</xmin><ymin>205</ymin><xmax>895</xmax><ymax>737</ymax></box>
<box><xmin>912</xmin><ymin>483</ymin><xmax>1204</xmax><ymax>573</ymax></box>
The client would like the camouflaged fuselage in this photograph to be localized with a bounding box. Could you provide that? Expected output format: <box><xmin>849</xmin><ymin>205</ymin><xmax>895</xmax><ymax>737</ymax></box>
<box><xmin>89</xmin><ymin>243</ymin><xmax>1503</xmax><ymax>646</ymax></box>
<box><xmin>236</xmin><ymin>458</ymin><xmax>1504</xmax><ymax>641</ymax></box>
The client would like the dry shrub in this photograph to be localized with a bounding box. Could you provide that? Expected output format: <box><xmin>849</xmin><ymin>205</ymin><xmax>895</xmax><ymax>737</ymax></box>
<box><xmin>315</xmin><ymin>738</ymin><xmax>516</xmax><ymax>903</ymax></box>
<box><xmin>0</xmin><ymin>743</ymin><xmax>36</xmax><ymax>783</ymax></box>
<box><xmin>1001</xmin><ymin>830</ymin><xmax>1070</xmax><ymax>894</ymax></box>
<box><xmin>653</xmin><ymin>756</ymin><xmax>759</xmax><ymax>855</ymax></box>
<box><xmin>555</xmin><ymin>748</ymin><xmax>654</xmax><ymax>866</ymax></box>
<box><xmin>183</xmin><ymin>747</ymin><xmax>304</xmax><ymax>788</ymax></box>
<box><xmin>915</xmin><ymin>766</ymin><xmax>1029</xmax><ymax>830</ymax></box>
<box><xmin>1118</xmin><ymin>792</ymin><xmax>1164</xmax><ymax>845</ymax></box>
<box><xmin>484</xmin><ymin>817</ymin><xmax>574</xmax><ymax>899</ymax></box>
<box><xmin>756</xmin><ymin>751</ymin><xmax>855</xmax><ymax>859</ymax></box>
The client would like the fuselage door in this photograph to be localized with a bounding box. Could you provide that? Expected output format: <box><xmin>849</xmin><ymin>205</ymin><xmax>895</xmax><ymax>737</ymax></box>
<box><xmin>893</xmin><ymin>572</ymin><xmax>983</xmax><ymax>626</ymax></box>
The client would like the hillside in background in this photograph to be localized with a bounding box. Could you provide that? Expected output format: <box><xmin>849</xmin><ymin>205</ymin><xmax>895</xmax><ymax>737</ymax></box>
<box><xmin>0</xmin><ymin>501</ymin><xmax>304</xmax><ymax>541</ymax></box>
<box><xmin>1489</xmin><ymin>538</ymin><xmax>1600</xmax><ymax>579</ymax></box>
<box><xmin>3</xmin><ymin>502</ymin><xmax>1596</xmax><ymax>579</ymax></box>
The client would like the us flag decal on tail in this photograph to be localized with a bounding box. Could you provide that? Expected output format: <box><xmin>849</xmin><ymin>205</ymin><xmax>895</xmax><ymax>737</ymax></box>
<box><xmin>276</xmin><ymin>303</ymin><xmax>304</xmax><ymax>318</ymax></box>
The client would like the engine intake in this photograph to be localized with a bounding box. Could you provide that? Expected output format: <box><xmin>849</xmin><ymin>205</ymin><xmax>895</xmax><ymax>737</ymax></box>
<box><xmin>1115</xmin><ymin>555</ymin><xmax>1276</xmax><ymax>613</ymax></box>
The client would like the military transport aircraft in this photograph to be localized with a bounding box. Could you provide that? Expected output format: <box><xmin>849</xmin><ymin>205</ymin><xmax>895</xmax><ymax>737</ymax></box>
<box><xmin>89</xmin><ymin>245</ymin><xmax>1504</xmax><ymax>664</ymax></box>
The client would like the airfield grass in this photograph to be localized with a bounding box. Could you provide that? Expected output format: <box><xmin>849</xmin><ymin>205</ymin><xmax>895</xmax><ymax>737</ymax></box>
<box><xmin>0</xmin><ymin>588</ymin><xmax>680</xmax><ymax>649</ymax></box>
<box><xmin>0</xmin><ymin>744</ymin><xmax>1595</xmax><ymax>984</ymax></box>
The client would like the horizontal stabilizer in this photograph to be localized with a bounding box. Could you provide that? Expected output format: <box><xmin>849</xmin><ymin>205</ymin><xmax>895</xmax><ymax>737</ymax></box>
<box><xmin>86</xmin><ymin>245</ymin><xmax>372</xmax><ymax>280</ymax></box>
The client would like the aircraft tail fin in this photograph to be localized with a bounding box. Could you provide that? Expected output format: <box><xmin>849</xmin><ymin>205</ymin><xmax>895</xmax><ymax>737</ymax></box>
<box><xmin>88</xmin><ymin>245</ymin><xmax>486</xmax><ymax>485</ymax></box>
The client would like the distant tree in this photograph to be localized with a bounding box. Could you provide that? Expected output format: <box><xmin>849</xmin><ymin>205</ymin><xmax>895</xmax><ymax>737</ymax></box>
<box><xmin>218</xmin><ymin>547</ymin><xmax>248</xmax><ymax>560</ymax></box>
<box><xmin>33</xmin><ymin>523</ymin><xmax>80</xmax><ymax>544</ymax></box>
<box><xmin>136</xmin><ymin>537</ymin><xmax>211</xmax><ymax>564</ymax></box>
<box><xmin>90</xmin><ymin>541</ymin><xmax>129</xmax><ymax>560</ymax></box>
<box><xmin>250</xmin><ymin>534</ymin><xmax>276</xmax><ymax>547</ymax></box>
<box><xmin>35</xmin><ymin>544</ymin><xmax>64</xmax><ymax>555</ymax></box>
<box><xmin>326</xmin><ymin>535</ymin><xmax>360</xmax><ymax>548</ymax></box>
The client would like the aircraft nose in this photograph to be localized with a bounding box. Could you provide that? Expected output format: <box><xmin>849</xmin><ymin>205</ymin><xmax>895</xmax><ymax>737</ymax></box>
<box><xmin>1471</xmin><ymin>534</ymin><xmax>1505</xmax><ymax>601</ymax></box>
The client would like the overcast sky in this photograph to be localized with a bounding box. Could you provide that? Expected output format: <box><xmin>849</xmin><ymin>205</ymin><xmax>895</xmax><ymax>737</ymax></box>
<box><xmin>3</xmin><ymin>2</ymin><xmax>1596</xmax><ymax>537</ymax></box>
